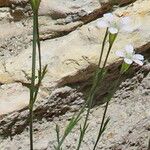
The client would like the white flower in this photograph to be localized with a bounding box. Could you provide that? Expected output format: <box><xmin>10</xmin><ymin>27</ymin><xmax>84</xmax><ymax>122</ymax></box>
<box><xmin>116</xmin><ymin>44</ymin><xmax>144</xmax><ymax>66</ymax></box>
<box><xmin>97</xmin><ymin>13</ymin><xmax>133</xmax><ymax>34</ymax></box>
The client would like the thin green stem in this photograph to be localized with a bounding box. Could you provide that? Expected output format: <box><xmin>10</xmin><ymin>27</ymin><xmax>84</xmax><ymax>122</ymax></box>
<box><xmin>55</xmin><ymin>29</ymin><xmax>114</xmax><ymax>150</ymax></box>
<box><xmin>30</xmin><ymin>12</ymin><xmax>37</xmax><ymax>104</ymax></box>
<box><xmin>55</xmin><ymin>105</ymin><xmax>86</xmax><ymax>150</ymax></box>
<box><xmin>98</xmin><ymin>28</ymin><xmax>108</xmax><ymax>67</ymax></box>
<box><xmin>29</xmin><ymin>107</ymin><xmax>33</xmax><ymax>150</ymax></box>
<box><xmin>36</xmin><ymin>14</ymin><xmax>42</xmax><ymax>78</ymax></box>
<box><xmin>76</xmin><ymin>29</ymin><xmax>111</xmax><ymax>150</ymax></box>
<box><xmin>76</xmin><ymin>94</ymin><xmax>94</xmax><ymax>150</ymax></box>
<box><xmin>93</xmin><ymin>74</ymin><xmax>122</xmax><ymax>150</ymax></box>
<box><xmin>93</xmin><ymin>101</ymin><xmax>108</xmax><ymax>150</ymax></box>
<box><xmin>30</xmin><ymin>10</ymin><xmax>43</xmax><ymax>104</ymax></box>
<box><xmin>32</xmin><ymin>11</ymin><xmax>44</xmax><ymax>104</ymax></box>
<box><xmin>102</xmin><ymin>43</ymin><xmax>113</xmax><ymax>70</ymax></box>
<box><xmin>76</xmin><ymin>31</ymin><xmax>118</xmax><ymax>150</ymax></box>
<box><xmin>29</xmin><ymin>11</ymin><xmax>38</xmax><ymax>150</ymax></box>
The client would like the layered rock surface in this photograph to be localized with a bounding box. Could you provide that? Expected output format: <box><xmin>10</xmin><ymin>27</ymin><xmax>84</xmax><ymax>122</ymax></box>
<box><xmin>0</xmin><ymin>0</ymin><xmax>137</xmax><ymax>115</ymax></box>
<box><xmin>0</xmin><ymin>0</ymin><xmax>149</xmax><ymax>115</ymax></box>
<box><xmin>0</xmin><ymin>0</ymin><xmax>150</xmax><ymax>149</ymax></box>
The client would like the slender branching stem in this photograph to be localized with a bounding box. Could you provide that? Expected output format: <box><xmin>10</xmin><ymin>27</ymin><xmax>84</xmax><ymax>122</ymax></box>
<box><xmin>98</xmin><ymin>28</ymin><xmax>108</xmax><ymax>67</ymax></box>
<box><xmin>102</xmin><ymin>43</ymin><xmax>113</xmax><ymax>69</ymax></box>
<box><xmin>76</xmin><ymin>29</ymin><xmax>111</xmax><ymax>150</ymax></box>
<box><xmin>55</xmin><ymin>104</ymin><xmax>86</xmax><ymax>150</ymax></box>
<box><xmin>55</xmin><ymin>69</ymin><xmax>102</xmax><ymax>150</ymax></box>
<box><xmin>28</xmin><ymin>1</ymin><xmax>47</xmax><ymax>149</ymax></box>
<box><xmin>92</xmin><ymin>40</ymin><xmax>118</xmax><ymax>150</ymax></box>
<box><xmin>36</xmin><ymin>14</ymin><xmax>42</xmax><ymax>78</ymax></box>
<box><xmin>32</xmin><ymin>10</ymin><xmax>43</xmax><ymax>104</ymax></box>
<box><xmin>93</xmin><ymin>101</ymin><xmax>109</xmax><ymax>150</ymax></box>
<box><xmin>76</xmin><ymin>94</ymin><xmax>94</xmax><ymax>150</ymax></box>
<box><xmin>29</xmin><ymin>106</ymin><xmax>34</xmax><ymax>150</ymax></box>
<box><xmin>29</xmin><ymin>11</ymin><xmax>38</xmax><ymax>150</ymax></box>
<box><xmin>93</xmin><ymin>74</ymin><xmax>122</xmax><ymax>150</ymax></box>
<box><xmin>55</xmin><ymin>29</ymin><xmax>115</xmax><ymax>150</ymax></box>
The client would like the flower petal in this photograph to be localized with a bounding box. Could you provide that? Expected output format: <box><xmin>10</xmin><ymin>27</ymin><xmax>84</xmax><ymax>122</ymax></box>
<box><xmin>133</xmin><ymin>59</ymin><xmax>144</xmax><ymax>66</ymax></box>
<box><xmin>119</xmin><ymin>17</ymin><xmax>135</xmax><ymax>33</ymax></box>
<box><xmin>121</xmin><ymin>25</ymin><xmax>134</xmax><ymax>33</ymax></box>
<box><xmin>108</xmin><ymin>27</ymin><xmax>118</xmax><ymax>34</ymax></box>
<box><xmin>133</xmin><ymin>54</ymin><xmax>144</xmax><ymax>60</ymax></box>
<box><xmin>97</xmin><ymin>19</ymin><xmax>109</xmax><ymax>28</ymax></box>
<box><xmin>124</xmin><ymin>58</ymin><xmax>133</xmax><ymax>64</ymax></box>
<box><xmin>125</xmin><ymin>44</ymin><xmax>134</xmax><ymax>53</ymax></box>
<box><xmin>104</xmin><ymin>13</ymin><xmax>114</xmax><ymax>22</ymax></box>
<box><xmin>115</xmin><ymin>50</ymin><xmax>125</xmax><ymax>57</ymax></box>
<box><xmin>120</xmin><ymin>17</ymin><xmax>131</xmax><ymax>25</ymax></box>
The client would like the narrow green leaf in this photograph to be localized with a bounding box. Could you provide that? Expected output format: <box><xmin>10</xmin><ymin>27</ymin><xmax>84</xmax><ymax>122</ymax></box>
<box><xmin>56</xmin><ymin>124</ymin><xmax>60</xmax><ymax>144</ymax></box>
<box><xmin>42</xmin><ymin>64</ymin><xmax>48</xmax><ymax>78</ymax></box>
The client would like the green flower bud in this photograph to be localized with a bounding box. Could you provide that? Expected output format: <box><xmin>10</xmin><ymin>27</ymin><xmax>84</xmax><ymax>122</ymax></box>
<box><xmin>109</xmin><ymin>33</ymin><xmax>117</xmax><ymax>45</ymax></box>
<box><xmin>30</xmin><ymin>0</ymin><xmax>41</xmax><ymax>12</ymax></box>
<box><xmin>120</xmin><ymin>62</ymin><xmax>130</xmax><ymax>74</ymax></box>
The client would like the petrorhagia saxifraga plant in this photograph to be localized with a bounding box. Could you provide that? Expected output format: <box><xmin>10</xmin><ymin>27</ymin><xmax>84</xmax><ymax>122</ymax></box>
<box><xmin>77</xmin><ymin>13</ymin><xmax>135</xmax><ymax>150</ymax></box>
<box><xmin>93</xmin><ymin>44</ymin><xmax>144</xmax><ymax>150</ymax></box>
<box><xmin>29</xmin><ymin>0</ymin><xmax>47</xmax><ymax>150</ymax></box>
<box><xmin>54</xmin><ymin>13</ymin><xmax>142</xmax><ymax>150</ymax></box>
<box><xmin>92</xmin><ymin>13</ymin><xmax>144</xmax><ymax>150</ymax></box>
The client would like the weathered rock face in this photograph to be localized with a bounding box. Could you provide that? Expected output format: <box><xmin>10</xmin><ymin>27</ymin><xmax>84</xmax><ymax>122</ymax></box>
<box><xmin>0</xmin><ymin>0</ymin><xmax>150</xmax><ymax>149</ymax></box>
<box><xmin>0</xmin><ymin>0</ymin><xmax>138</xmax><ymax>115</ymax></box>
<box><xmin>0</xmin><ymin>62</ymin><xmax>149</xmax><ymax>150</ymax></box>
<box><xmin>0</xmin><ymin>0</ymin><xmax>110</xmax><ymax>116</ymax></box>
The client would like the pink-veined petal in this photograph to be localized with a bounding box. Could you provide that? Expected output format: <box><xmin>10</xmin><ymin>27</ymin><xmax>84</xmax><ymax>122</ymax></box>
<box><xmin>121</xmin><ymin>25</ymin><xmax>134</xmax><ymax>33</ymax></box>
<box><xmin>120</xmin><ymin>17</ymin><xmax>131</xmax><ymax>25</ymax></box>
<box><xmin>125</xmin><ymin>44</ymin><xmax>134</xmax><ymax>53</ymax></box>
<box><xmin>104</xmin><ymin>13</ymin><xmax>114</xmax><ymax>22</ymax></box>
<box><xmin>97</xmin><ymin>20</ymin><xmax>109</xmax><ymax>28</ymax></box>
<box><xmin>124</xmin><ymin>58</ymin><xmax>133</xmax><ymax>64</ymax></box>
<box><xmin>133</xmin><ymin>54</ymin><xmax>144</xmax><ymax>60</ymax></box>
<box><xmin>133</xmin><ymin>59</ymin><xmax>144</xmax><ymax>66</ymax></box>
<box><xmin>108</xmin><ymin>27</ymin><xmax>118</xmax><ymax>34</ymax></box>
<box><xmin>115</xmin><ymin>50</ymin><xmax>125</xmax><ymax>57</ymax></box>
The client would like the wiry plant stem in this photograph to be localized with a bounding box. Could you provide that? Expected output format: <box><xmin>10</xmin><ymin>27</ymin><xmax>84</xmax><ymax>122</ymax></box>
<box><xmin>32</xmin><ymin>12</ymin><xmax>42</xmax><ymax>104</ymax></box>
<box><xmin>93</xmin><ymin>73</ymin><xmax>122</xmax><ymax>150</ymax></box>
<box><xmin>29</xmin><ymin>106</ymin><xmax>33</xmax><ymax>150</ymax></box>
<box><xmin>98</xmin><ymin>28</ymin><xmax>108</xmax><ymax>67</ymax></box>
<box><xmin>93</xmin><ymin>101</ymin><xmax>109</xmax><ymax>150</ymax></box>
<box><xmin>29</xmin><ymin>11</ymin><xmax>38</xmax><ymax>150</ymax></box>
<box><xmin>29</xmin><ymin>9</ymin><xmax>43</xmax><ymax>150</ymax></box>
<box><xmin>76</xmin><ymin>29</ymin><xmax>110</xmax><ymax>150</ymax></box>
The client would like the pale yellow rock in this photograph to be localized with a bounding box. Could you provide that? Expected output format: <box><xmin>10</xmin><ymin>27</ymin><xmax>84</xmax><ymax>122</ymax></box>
<box><xmin>39</xmin><ymin>0</ymin><xmax>100</xmax><ymax>16</ymax></box>
<box><xmin>4</xmin><ymin>0</ymin><xmax>150</xmax><ymax>88</ymax></box>
<box><xmin>0</xmin><ymin>23</ymin><xmax>26</xmax><ymax>39</ymax></box>
<box><xmin>0</xmin><ymin>83</ymin><xmax>29</xmax><ymax>115</ymax></box>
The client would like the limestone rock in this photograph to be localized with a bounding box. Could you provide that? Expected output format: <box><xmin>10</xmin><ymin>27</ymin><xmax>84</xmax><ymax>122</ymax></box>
<box><xmin>0</xmin><ymin>0</ymin><xmax>149</xmax><ymax>129</ymax></box>
<box><xmin>3</xmin><ymin>0</ymin><xmax>150</xmax><ymax>87</ymax></box>
<box><xmin>0</xmin><ymin>62</ymin><xmax>149</xmax><ymax>150</ymax></box>
<box><xmin>0</xmin><ymin>1</ymin><xmax>149</xmax><ymax>149</ymax></box>
<box><xmin>0</xmin><ymin>83</ymin><xmax>29</xmax><ymax>115</ymax></box>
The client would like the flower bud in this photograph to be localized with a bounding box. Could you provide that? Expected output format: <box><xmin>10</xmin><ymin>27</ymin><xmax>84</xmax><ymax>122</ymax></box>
<box><xmin>120</xmin><ymin>62</ymin><xmax>130</xmax><ymax>74</ymax></box>
<box><xmin>109</xmin><ymin>33</ymin><xmax>117</xmax><ymax>45</ymax></box>
<box><xmin>31</xmin><ymin>0</ymin><xmax>41</xmax><ymax>12</ymax></box>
